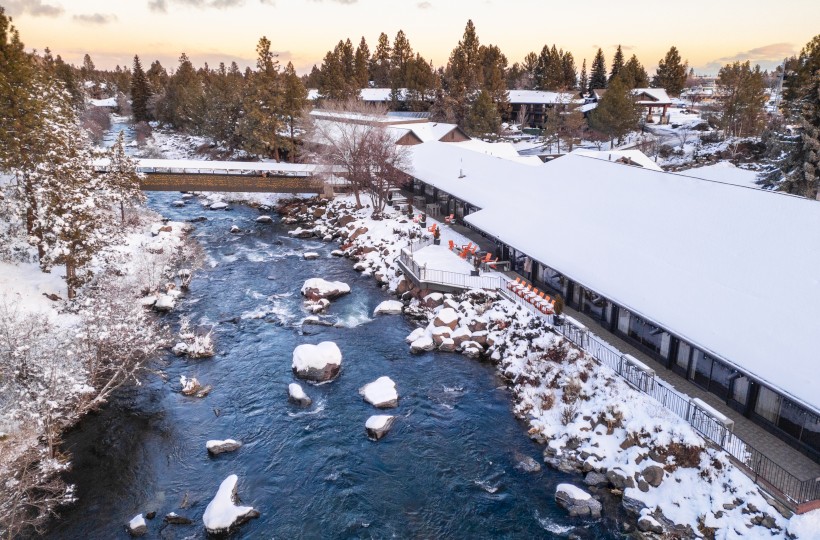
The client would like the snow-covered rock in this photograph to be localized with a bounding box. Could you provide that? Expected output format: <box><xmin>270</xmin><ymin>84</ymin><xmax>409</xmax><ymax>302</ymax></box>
<box><xmin>127</xmin><ymin>514</ymin><xmax>147</xmax><ymax>536</ymax></box>
<box><xmin>180</xmin><ymin>375</ymin><xmax>200</xmax><ymax>396</ymax></box>
<box><xmin>288</xmin><ymin>383</ymin><xmax>312</xmax><ymax>406</ymax></box>
<box><xmin>422</xmin><ymin>292</ymin><xmax>444</xmax><ymax>309</ymax></box>
<box><xmin>303</xmin><ymin>252</ymin><xmax>319</xmax><ymax>260</ymax></box>
<box><xmin>331</xmin><ymin>249</ymin><xmax>344</xmax><ymax>257</ymax></box>
<box><xmin>139</xmin><ymin>295</ymin><xmax>157</xmax><ymax>307</ymax></box>
<box><xmin>171</xmin><ymin>200</ymin><xmax>185</xmax><ymax>207</ymax></box>
<box><xmin>405</xmin><ymin>327</ymin><xmax>426</xmax><ymax>343</ymax></box>
<box><xmin>164</xmin><ymin>512</ymin><xmax>192</xmax><ymax>525</ymax></box>
<box><xmin>365</xmin><ymin>415</ymin><xmax>396</xmax><ymax>441</ymax></box>
<box><xmin>206</xmin><ymin>439</ymin><xmax>242</xmax><ymax>455</ymax></box>
<box><xmin>410</xmin><ymin>335</ymin><xmax>435</xmax><ymax>354</ymax></box>
<box><xmin>300</xmin><ymin>278</ymin><xmax>350</xmax><ymax>300</ymax></box>
<box><xmin>153</xmin><ymin>294</ymin><xmax>176</xmax><ymax>312</ymax></box>
<box><xmin>202</xmin><ymin>475</ymin><xmax>259</xmax><ymax>533</ymax></box>
<box><xmin>359</xmin><ymin>376</ymin><xmax>398</xmax><ymax>408</ymax></box>
<box><xmin>210</xmin><ymin>202</ymin><xmax>228</xmax><ymax>210</ymax></box>
<box><xmin>374</xmin><ymin>300</ymin><xmax>403</xmax><ymax>315</ymax></box>
<box><xmin>255</xmin><ymin>215</ymin><xmax>273</xmax><ymax>223</ymax></box>
<box><xmin>433</xmin><ymin>307</ymin><xmax>460</xmax><ymax>330</ymax></box>
<box><xmin>230</xmin><ymin>225</ymin><xmax>241</xmax><ymax>234</ymax></box>
<box><xmin>292</xmin><ymin>341</ymin><xmax>342</xmax><ymax>382</ymax></box>
<box><xmin>555</xmin><ymin>483</ymin><xmax>602</xmax><ymax>518</ymax></box>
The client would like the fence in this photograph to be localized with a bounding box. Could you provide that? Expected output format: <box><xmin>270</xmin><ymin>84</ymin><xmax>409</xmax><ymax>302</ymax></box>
<box><xmin>397</xmin><ymin>248</ymin><xmax>819</xmax><ymax>507</ymax></box>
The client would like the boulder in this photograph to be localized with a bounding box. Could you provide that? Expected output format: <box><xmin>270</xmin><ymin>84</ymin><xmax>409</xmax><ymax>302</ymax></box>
<box><xmin>230</xmin><ymin>225</ymin><xmax>241</xmax><ymax>234</ymax></box>
<box><xmin>555</xmin><ymin>484</ymin><xmax>602</xmax><ymax>518</ymax></box>
<box><xmin>438</xmin><ymin>337</ymin><xmax>456</xmax><ymax>352</ymax></box>
<box><xmin>451</xmin><ymin>327</ymin><xmax>472</xmax><ymax>347</ymax></box>
<box><xmin>359</xmin><ymin>376</ymin><xmax>398</xmax><ymax>408</ymax></box>
<box><xmin>349</xmin><ymin>226</ymin><xmax>368</xmax><ymax>241</ymax></box>
<box><xmin>127</xmin><ymin>514</ymin><xmax>147</xmax><ymax>536</ymax></box>
<box><xmin>180</xmin><ymin>375</ymin><xmax>200</xmax><ymax>396</ymax></box>
<box><xmin>422</xmin><ymin>293</ymin><xmax>444</xmax><ymax>309</ymax></box>
<box><xmin>206</xmin><ymin>439</ymin><xmax>242</xmax><ymax>455</ymax></box>
<box><xmin>164</xmin><ymin>512</ymin><xmax>192</xmax><ymax>525</ymax></box>
<box><xmin>584</xmin><ymin>471</ymin><xmax>609</xmax><ymax>486</ymax></box>
<box><xmin>365</xmin><ymin>415</ymin><xmax>396</xmax><ymax>441</ymax></box>
<box><xmin>641</xmin><ymin>465</ymin><xmax>665</xmax><ymax>488</ymax></box>
<box><xmin>288</xmin><ymin>383</ymin><xmax>312</xmax><ymax>407</ymax></box>
<box><xmin>405</xmin><ymin>327</ymin><xmax>426</xmax><ymax>343</ymax></box>
<box><xmin>331</xmin><ymin>249</ymin><xmax>344</xmax><ymax>257</ymax></box>
<box><xmin>433</xmin><ymin>308</ymin><xmax>460</xmax><ymax>330</ymax></box>
<box><xmin>171</xmin><ymin>200</ymin><xmax>186</xmax><ymax>207</ymax></box>
<box><xmin>153</xmin><ymin>294</ymin><xmax>176</xmax><ymax>312</ymax></box>
<box><xmin>467</xmin><ymin>320</ymin><xmax>488</xmax><ymax>332</ymax></box>
<box><xmin>514</xmin><ymin>454</ymin><xmax>542</xmax><ymax>473</ymax></box>
<box><xmin>622</xmin><ymin>488</ymin><xmax>648</xmax><ymax>514</ymax></box>
<box><xmin>606</xmin><ymin>467</ymin><xmax>635</xmax><ymax>489</ymax></box>
<box><xmin>255</xmin><ymin>215</ymin><xmax>273</xmax><ymax>223</ymax></box>
<box><xmin>139</xmin><ymin>295</ymin><xmax>157</xmax><ymax>307</ymax></box>
<box><xmin>410</xmin><ymin>335</ymin><xmax>435</xmax><ymax>354</ymax></box>
<box><xmin>638</xmin><ymin>515</ymin><xmax>664</xmax><ymax>534</ymax></box>
<box><xmin>374</xmin><ymin>300</ymin><xmax>403</xmax><ymax>315</ymax></box>
<box><xmin>303</xmin><ymin>252</ymin><xmax>320</xmax><ymax>260</ymax></box>
<box><xmin>202</xmin><ymin>475</ymin><xmax>260</xmax><ymax>534</ymax></box>
<box><xmin>461</xmin><ymin>341</ymin><xmax>483</xmax><ymax>359</ymax></box>
<box><xmin>288</xmin><ymin>227</ymin><xmax>314</xmax><ymax>238</ymax></box>
<box><xmin>337</xmin><ymin>214</ymin><xmax>356</xmax><ymax>227</ymax></box>
<box><xmin>300</xmin><ymin>278</ymin><xmax>351</xmax><ymax>301</ymax></box>
<box><xmin>210</xmin><ymin>202</ymin><xmax>228</xmax><ymax>210</ymax></box>
<box><xmin>292</xmin><ymin>341</ymin><xmax>342</xmax><ymax>382</ymax></box>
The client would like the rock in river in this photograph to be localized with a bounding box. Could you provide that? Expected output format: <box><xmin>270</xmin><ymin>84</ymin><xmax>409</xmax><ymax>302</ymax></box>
<box><xmin>366</xmin><ymin>415</ymin><xmax>396</xmax><ymax>441</ymax></box>
<box><xmin>300</xmin><ymin>278</ymin><xmax>350</xmax><ymax>301</ymax></box>
<box><xmin>127</xmin><ymin>514</ymin><xmax>147</xmax><ymax>536</ymax></box>
<box><xmin>202</xmin><ymin>475</ymin><xmax>259</xmax><ymax>534</ymax></box>
<box><xmin>359</xmin><ymin>376</ymin><xmax>398</xmax><ymax>408</ymax></box>
<box><xmin>555</xmin><ymin>483</ymin><xmax>602</xmax><ymax>518</ymax></box>
<box><xmin>374</xmin><ymin>300</ymin><xmax>403</xmax><ymax>315</ymax></box>
<box><xmin>288</xmin><ymin>383</ymin><xmax>312</xmax><ymax>406</ymax></box>
<box><xmin>292</xmin><ymin>341</ymin><xmax>342</xmax><ymax>382</ymax></box>
<box><xmin>206</xmin><ymin>439</ymin><xmax>242</xmax><ymax>455</ymax></box>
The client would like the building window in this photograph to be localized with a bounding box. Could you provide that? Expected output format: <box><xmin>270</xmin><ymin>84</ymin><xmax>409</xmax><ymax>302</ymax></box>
<box><xmin>754</xmin><ymin>385</ymin><xmax>782</xmax><ymax>424</ymax></box>
<box><xmin>675</xmin><ymin>342</ymin><xmax>691</xmax><ymax>375</ymax></box>
<box><xmin>708</xmin><ymin>361</ymin><xmax>732</xmax><ymax>400</ymax></box>
<box><xmin>583</xmin><ymin>289</ymin><xmax>608</xmax><ymax>322</ymax></box>
<box><xmin>627</xmin><ymin>314</ymin><xmax>666</xmax><ymax>355</ymax></box>
<box><xmin>617</xmin><ymin>308</ymin><xmax>630</xmax><ymax>334</ymax></box>
<box><xmin>777</xmin><ymin>399</ymin><xmax>806</xmax><ymax>440</ymax></box>
<box><xmin>802</xmin><ymin>414</ymin><xmax>819</xmax><ymax>453</ymax></box>
<box><xmin>731</xmin><ymin>375</ymin><xmax>749</xmax><ymax>405</ymax></box>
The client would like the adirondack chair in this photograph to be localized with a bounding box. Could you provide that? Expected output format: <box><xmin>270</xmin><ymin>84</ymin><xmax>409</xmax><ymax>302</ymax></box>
<box><xmin>444</xmin><ymin>214</ymin><xmax>455</xmax><ymax>224</ymax></box>
<box><xmin>448</xmin><ymin>240</ymin><xmax>455</xmax><ymax>251</ymax></box>
<box><xmin>428</xmin><ymin>223</ymin><xmax>438</xmax><ymax>233</ymax></box>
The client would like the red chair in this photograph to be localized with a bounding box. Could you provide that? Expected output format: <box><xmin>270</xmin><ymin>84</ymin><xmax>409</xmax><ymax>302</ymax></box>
<box><xmin>428</xmin><ymin>223</ymin><xmax>438</xmax><ymax>233</ymax></box>
<box><xmin>444</xmin><ymin>214</ymin><xmax>455</xmax><ymax>224</ymax></box>
<box><xmin>448</xmin><ymin>240</ymin><xmax>455</xmax><ymax>251</ymax></box>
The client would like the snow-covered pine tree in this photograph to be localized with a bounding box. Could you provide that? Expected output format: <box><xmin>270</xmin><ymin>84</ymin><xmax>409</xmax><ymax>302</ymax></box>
<box><xmin>239</xmin><ymin>36</ymin><xmax>286</xmax><ymax>159</ymax></box>
<box><xmin>106</xmin><ymin>131</ymin><xmax>145</xmax><ymax>223</ymax></box>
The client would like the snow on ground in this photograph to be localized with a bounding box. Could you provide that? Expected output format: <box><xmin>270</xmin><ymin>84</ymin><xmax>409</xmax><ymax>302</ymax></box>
<box><xmin>412</xmin><ymin>244</ymin><xmax>475</xmax><ymax>272</ymax></box>
<box><xmin>0</xmin><ymin>261</ymin><xmax>70</xmax><ymax>322</ymax></box>
<box><xmin>788</xmin><ymin>509</ymin><xmax>820</xmax><ymax>539</ymax></box>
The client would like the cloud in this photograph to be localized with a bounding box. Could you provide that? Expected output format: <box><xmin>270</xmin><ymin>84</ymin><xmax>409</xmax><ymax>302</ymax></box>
<box><xmin>613</xmin><ymin>44</ymin><xmax>635</xmax><ymax>51</ymax></box>
<box><xmin>700</xmin><ymin>42</ymin><xmax>795</xmax><ymax>73</ymax></box>
<box><xmin>4</xmin><ymin>0</ymin><xmax>64</xmax><ymax>17</ymax></box>
<box><xmin>72</xmin><ymin>13</ymin><xmax>117</xmax><ymax>24</ymax></box>
<box><xmin>417</xmin><ymin>1</ymin><xmax>432</xmax><ymax>7</ymax></box>
<box><xmin>148</xmin><ymin>0</ymin><xmax>274</xmax><ymax>12</ymax></box>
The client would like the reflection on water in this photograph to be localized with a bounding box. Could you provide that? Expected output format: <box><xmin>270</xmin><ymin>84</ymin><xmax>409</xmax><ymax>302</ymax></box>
<box><xmin>46</xmin><ymin>192</ymin><xmax>621</xmax><ymax>538</ymax></box>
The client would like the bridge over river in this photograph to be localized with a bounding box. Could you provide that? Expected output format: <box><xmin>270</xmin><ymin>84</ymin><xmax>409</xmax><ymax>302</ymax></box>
<box><xmin>93</xmin><ymin>158</ymin><xmax>336</xmax><ymax>194</ymax></box>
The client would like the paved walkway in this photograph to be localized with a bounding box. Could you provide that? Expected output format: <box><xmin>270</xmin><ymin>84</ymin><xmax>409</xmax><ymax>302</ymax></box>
<box><xmin>507</xmin><ymin>270</ymin><xmax>820</xmax><ymax>482</ymax></box>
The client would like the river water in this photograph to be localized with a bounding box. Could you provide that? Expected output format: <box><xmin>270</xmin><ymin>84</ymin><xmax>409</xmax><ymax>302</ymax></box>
<box><xmin>45</xmin><ymin>127</ymin><xmax>623</xmax><ymax>538</ymax></box>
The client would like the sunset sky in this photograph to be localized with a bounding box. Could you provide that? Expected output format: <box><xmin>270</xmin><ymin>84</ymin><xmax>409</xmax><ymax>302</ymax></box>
<box><xmin>4</xmin><ymin>0</ymin><xmax>818</xmax><ymax>76</ymax></box>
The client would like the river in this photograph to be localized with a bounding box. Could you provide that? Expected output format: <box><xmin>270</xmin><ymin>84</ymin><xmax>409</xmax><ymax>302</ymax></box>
<box><xmin>45</xmin><ymin>126</ymin><xmax>623</xmax><ymax>538</ymax></box>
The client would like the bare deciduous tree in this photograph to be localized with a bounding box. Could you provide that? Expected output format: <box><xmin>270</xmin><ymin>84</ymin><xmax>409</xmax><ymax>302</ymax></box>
<box><xmin>307</xmin><ymin>98</ymin><xmax>410</xmax><ymax>213</ymax></box>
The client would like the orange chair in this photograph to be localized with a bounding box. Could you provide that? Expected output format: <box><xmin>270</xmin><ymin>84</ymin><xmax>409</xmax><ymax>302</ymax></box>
<box><xmin>482</xmin><ymin>253</ymin><xmax>492</xmax><ymax>263</ymax></box>
<box><xmin>448</xmin><ymin>240</ymin><xmax>455</xmax><ymax>251</ymax></box>
<box><xmin>459</xmin><ymin>248</ymin><xmax>469</xmax><ymax>259</ymax></box>
<box><xmin>508</xmin><ymin>277</ymin><xmax>521</xmax><ymax>290</ymax></box>
<box><xmin>469</xmin><ymin>245</ymin><xmax>478</xmax><ymax>256</ymax></box>
<box><xmin>444</xmin><ymin>214</ymin><xmax>455</xmax><ymax>224</ymax></box>
<box><xmin>462</xmin><ymin>242</ymin><xmax>473</xmax><ymax>252</ymax></box>
<box><xmin>428</xmin><ymin>223</ymin><xmax>438</xmax><ymax>233</ymax></box>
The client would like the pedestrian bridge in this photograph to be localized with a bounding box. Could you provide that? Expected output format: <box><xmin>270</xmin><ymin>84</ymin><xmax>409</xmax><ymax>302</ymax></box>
<box><xmin>93</xmin><ymin>158</ymin><xmax>333</xmax><ymax>194</ymax></box>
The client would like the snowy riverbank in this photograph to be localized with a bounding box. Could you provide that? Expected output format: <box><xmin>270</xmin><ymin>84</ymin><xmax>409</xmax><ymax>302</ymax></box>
<box><xmin>272</xmin><ymin>193</ymin><xmax>814</xmax><ymax>539</ymax></box>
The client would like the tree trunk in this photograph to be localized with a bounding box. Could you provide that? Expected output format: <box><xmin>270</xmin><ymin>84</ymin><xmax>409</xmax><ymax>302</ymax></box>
<box><xmin>120</xmin><ymin>200</ymin><xmax>125</xmax><ymax>224</ymax></box>
<box><xmin>66</xmin><ymin>261</ymin><xmax>76</xmax><ymax>300</ymax></box>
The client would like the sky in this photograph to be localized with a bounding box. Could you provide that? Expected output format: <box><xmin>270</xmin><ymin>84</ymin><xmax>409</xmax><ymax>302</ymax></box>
<box><xmin>4</xmin><ymin>0</ymin><xmax>819</xmax><ymax>77</ymax></box>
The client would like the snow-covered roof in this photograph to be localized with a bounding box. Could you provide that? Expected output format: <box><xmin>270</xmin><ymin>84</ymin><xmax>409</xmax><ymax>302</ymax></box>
<box><xmin>633</xmin><ymin>88</ymin><xmax>672</xmax><ymax>105</ymax></box>
<box><xmin>306</xmin><ymin>88</ymin><xmax>406</xmax><ymax>102</ymax></box>
<box><xmin>508</xmin><ymin>90</ymin><xmax>581</xmax><ymax>105</ymax></box>
<box><xmin>89</xmin><ymin>97</ymin><xmax>117</xmax><ymax>108</ymax></box>
<box><xmin>452</xmin><ymin>139</ymin><xmax>544</xmax><ymax>166</ymax></box>
<box><xmin>681</xmin><ymin>162</ymin><xmax>761</xmax><ymax>189</ymax></box>
<box><xmin>459</xmin><ymin>154</ymin><xmax>820</xmax><ymax>413</ymax></box>
<box><xmin>577</xmin><ymin>102</ymin><xmax>598</xmax><ymax>113</ymax></box>
<box><xmin>388</xmin><ymin>122</ymin><xmax>462</xmax><ymax>143</ymax></box>
<box><xmin>569</xmin><ymin>149</ymin><xmax>663</xmax><ymax>171</ymax></box>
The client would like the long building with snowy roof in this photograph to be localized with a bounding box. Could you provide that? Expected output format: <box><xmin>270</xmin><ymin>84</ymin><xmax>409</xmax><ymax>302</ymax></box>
<box><xmin>403</xmin><ymin>142</ymin><xmax>820</xmax><ymax>462</ymax></box>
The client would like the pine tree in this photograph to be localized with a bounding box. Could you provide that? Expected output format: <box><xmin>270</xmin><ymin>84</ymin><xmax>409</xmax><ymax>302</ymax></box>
<box><xmin>202</xmin><ymin>62</ymin><xmax>244</xmax><ymax>150</ymax></box>
<box><xmin>354</xmin><ymin>37</ymin><xmax>370</xmax><ymax>88</ymax></box>
<box><xmin>619</xmin><ymin>54</ymin><xmax>650</xmax><ymax>88</ymax></box>
<box><xmin>777</xmin><ymin>35</ymin><xmax>820</xmax><ymax>198</ymax></box>
<box><xmin>239</xmin><ymin>36</ymin><xmax>285</xmax><ymax>159</ymax></box>
<box><xmin>340</xmin><ymin>38</ymin><xmax>355</xmax><ymax>83</ymax></box>
<box><xmin>370</xmin><ymin>32</ymin><xmax>391</xmax><ymax>87</ymax></box>
<box><xmin>588</xmin><ymin>77</ymin><xmax>640</xmax><ymax>146</ymax></box>
<box><xmin>589</xmin><ymin>48</ymin><xmax>607</xmax><ymax>92</ymax></box>
<box><xmin>390</xmin><ymin>30</ymin><xmax>414</xmax><ymax>88</ymax></box>
<box><xmin>609</xmin><ymin>45</ymin><xmax>625</xmax><ymax>82</ymax></box>
<box><xmin>716</xmin><ymin>61</ymin><xmax>767</xmax><ymax>137</ymax></box>
<box><xmin>561</xmin><ymin>52</ymin><xmax>577</xmax><ymax>90</ymax></box>
<box><xmin>579</xmin><ymin>59</ymin><xmax>588</xmax><ymax>96</ymax></box>
<box><xmin>465</xmin><ymin>89</ymin><xmax>501</xmax><ymax>136</ymax></box>
<box><xmin>156</xmin><ymin>53</ymin><xmax>203</xmax><ymax>131</ymax></box>
<box><xmin>106</xmin><ymin>131</ymin><xmax>145</xmax><ymax>223</ymax></box>
<box><xmin>281</xmin><ymin>61</ymin><xmax>308</xmax><ymax>160</ymax></box>
<box><xmin>480</xmin><ymin>43</ymin><xmax>509</xmax><ymax>114</ymax></box>
<box><xmin>653</xmin><ymin>46</ymin><xmax>688</xmax><ymax>95</ymax></box>
<box><xmin>130</xmin><ymin>55</ymin><xmax>151</xmax><ymax>122</ymax></box>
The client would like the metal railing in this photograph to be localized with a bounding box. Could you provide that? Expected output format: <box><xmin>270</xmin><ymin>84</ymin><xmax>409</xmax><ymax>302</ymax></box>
<box><xmin>397</xmin><ymin>250</ymin><xmax>820</xmax><ymax>506</ymax></box>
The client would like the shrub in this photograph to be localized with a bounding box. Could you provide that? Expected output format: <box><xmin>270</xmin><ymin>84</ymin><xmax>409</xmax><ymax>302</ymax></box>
<box><xmin>542</xmin><ymin>391</ymin><xmax>556</xmax><ymax>410</ymax></box>
<box><xmin>562</xmin><ymin>379</ymin><xmax>582</xmax><ymax>404</ymax></box>
<box><xmin>560</xmin><ymin>403</ymin><xmax>578</xmax><ymax>426</ymax></box>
